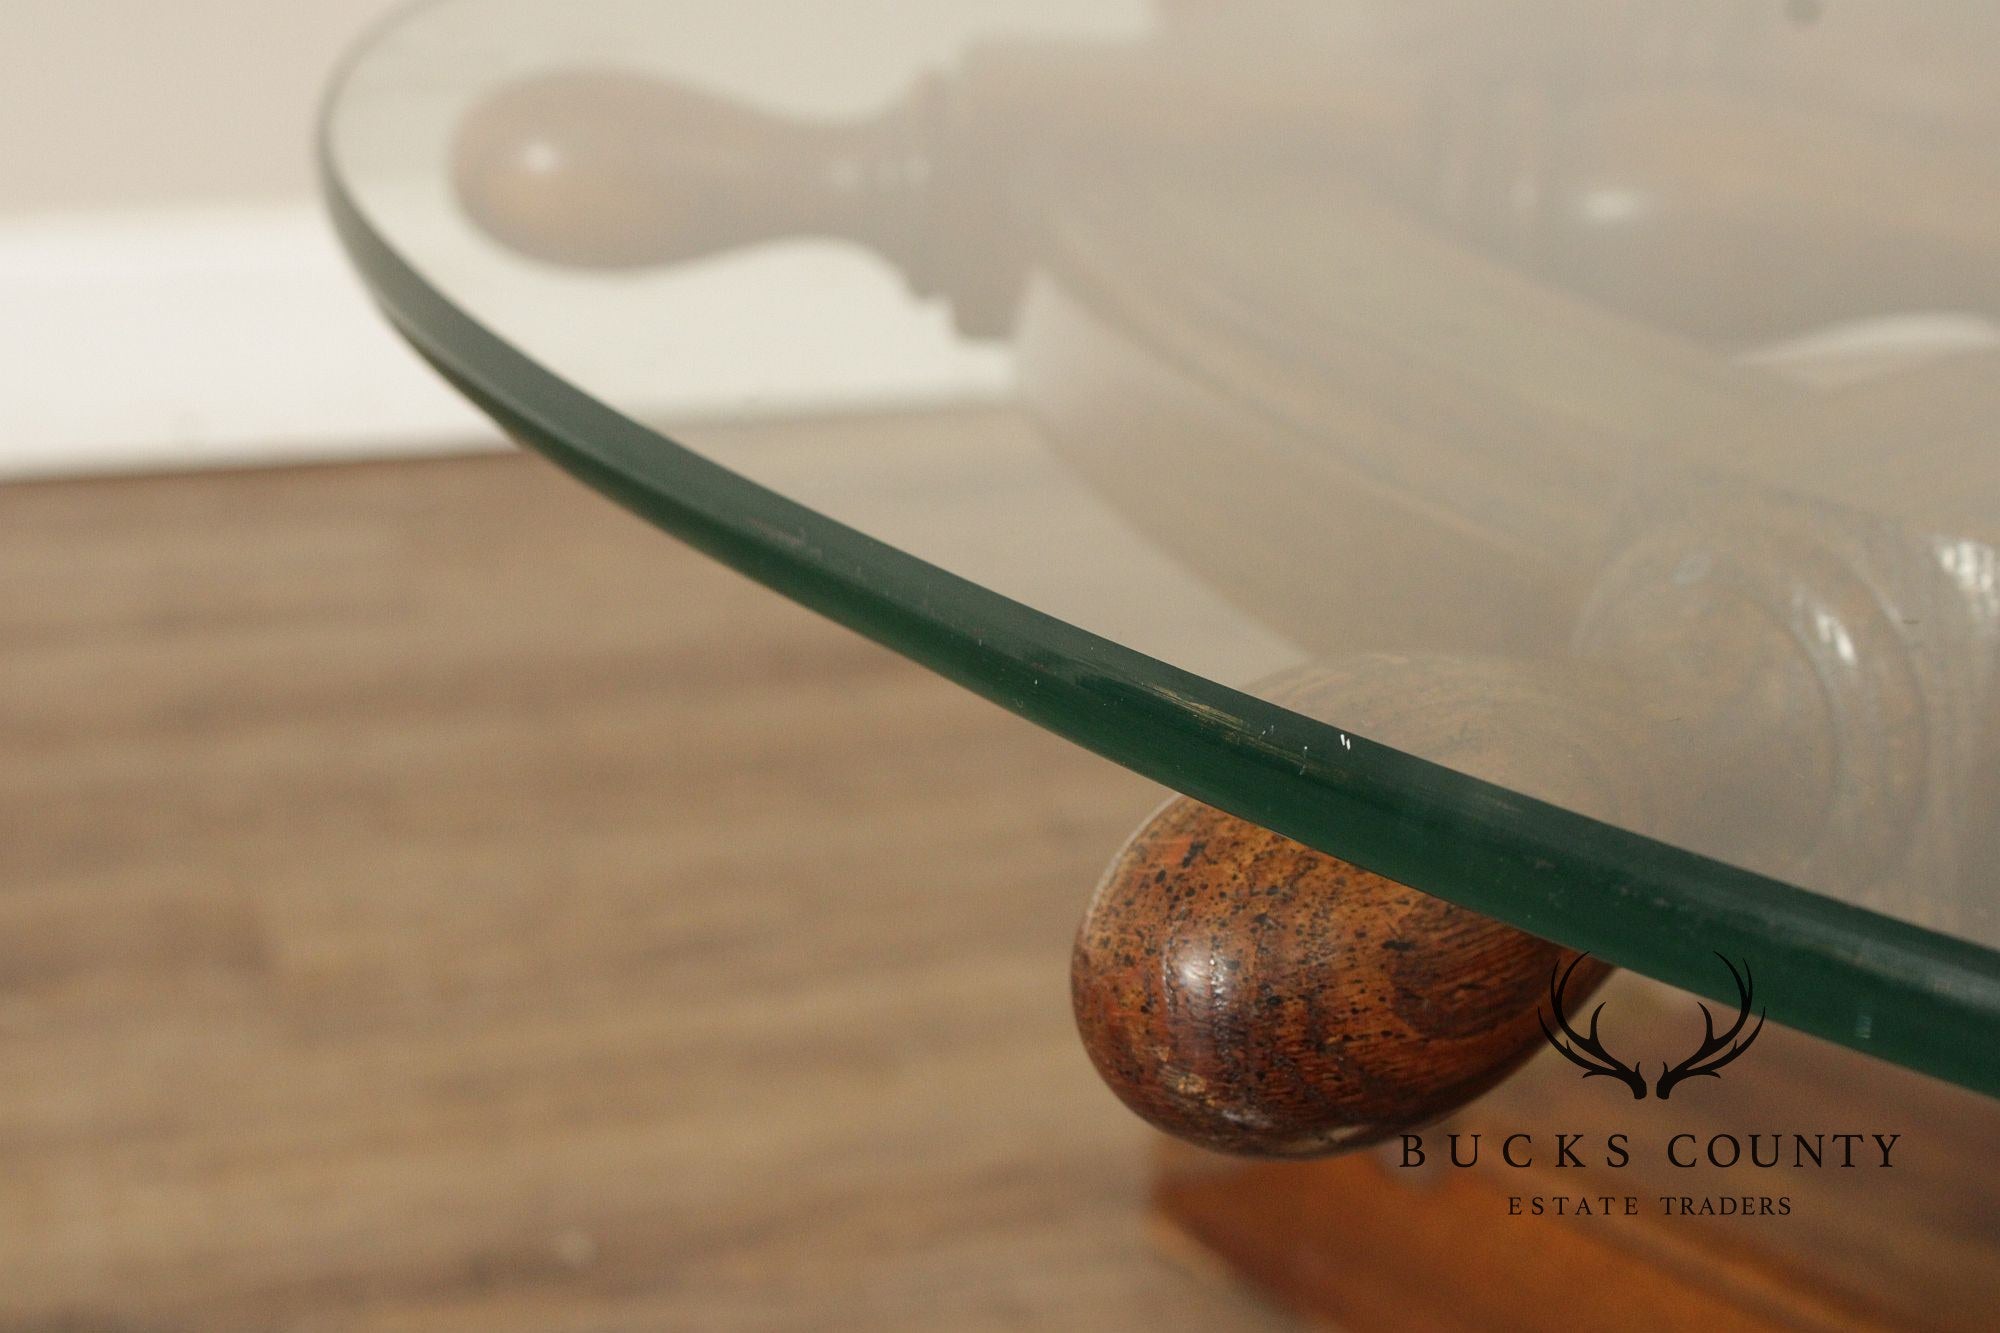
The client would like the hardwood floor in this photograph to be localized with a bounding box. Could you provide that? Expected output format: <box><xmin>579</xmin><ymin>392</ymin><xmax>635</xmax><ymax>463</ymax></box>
<box><xmin>0</xmin><ymin>447</ymin><xmax>1287</xmax><ymax>1330</ymax></box>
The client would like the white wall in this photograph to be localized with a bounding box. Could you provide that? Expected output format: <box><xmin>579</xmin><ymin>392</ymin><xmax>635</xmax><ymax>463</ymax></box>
<box><xmin>0</xmin><ymin>0</ymin><xmax>492</xmax><ymax>476</ymax></box>
<box><xmin>4</xmin><ymin>0</ymin><xmax>403</xmax><ymax>215</ymax></box>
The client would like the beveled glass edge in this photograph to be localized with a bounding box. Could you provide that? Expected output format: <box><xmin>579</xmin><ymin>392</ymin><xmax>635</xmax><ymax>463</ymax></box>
<box><xmin>317</xmin><ymin>78</ymin><xmax>2000</xmax><ymax>1098</ymax></box>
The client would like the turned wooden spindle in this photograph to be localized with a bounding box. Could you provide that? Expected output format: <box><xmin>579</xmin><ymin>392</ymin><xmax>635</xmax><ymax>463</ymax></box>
<box><xmin>450</xmin><ymin>33</ymin><xmax>1981</xmax><ymax>667</ymax></box>
<box><xmin>1068</xmin><ymin>655</ymin><xmax>1665</xmax><ymax>1158</ymax></box>
<box><xmin>451</xmin><ymin>71</ymin><xmax>933</xmax><ymax>269</ymax></box>
<box><xmin>1070</xmin><ymin>517</ymin><xmax>1995</xmax><ymax>1156</ymax></box>
<box><xmin>448</xmin><ymin>9</ymin><xmax>2000</xmax><ymax>343</ymax></box>
<box><xmin>1072</xmin><ymin>798</ymin><xmax>1609</xmax><ymax>1157</ymax></box>
<box><xmin>1058</xmin><ymin>353</ymin><xmax>2000</xmax><ymax>1156</ymax></box>
<box><xmin>443</xmin><ymin>46</ymin><xmax>1417</xmax><ymax>335</ymax></box>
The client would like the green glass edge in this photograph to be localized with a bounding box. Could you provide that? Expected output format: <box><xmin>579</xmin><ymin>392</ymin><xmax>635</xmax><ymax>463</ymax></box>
<box><xmin>318</xmin><ymin>125</ymin><xmax>2000</xmax><ymax>1098</ymax></box>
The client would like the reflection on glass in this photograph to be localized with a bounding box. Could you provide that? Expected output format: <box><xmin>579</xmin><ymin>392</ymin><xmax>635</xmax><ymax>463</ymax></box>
<box><xmin>341</xmin><ymin>1</ymin><xmax>2000</xmax><ymax>948</ymax></box>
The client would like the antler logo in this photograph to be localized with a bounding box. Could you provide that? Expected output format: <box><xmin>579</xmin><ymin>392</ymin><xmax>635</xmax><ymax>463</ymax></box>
<box><xmin>1538</xmin><ymin>953</ymin><xmax>1765</xmax><ymax>1100</ymax></box>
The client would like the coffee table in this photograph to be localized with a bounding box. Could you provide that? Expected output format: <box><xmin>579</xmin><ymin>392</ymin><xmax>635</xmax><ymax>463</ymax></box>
<box><xmin>322</xmin><ymin>1</ymin><xmax>2000</xmax><ymax>1320</ymax></box>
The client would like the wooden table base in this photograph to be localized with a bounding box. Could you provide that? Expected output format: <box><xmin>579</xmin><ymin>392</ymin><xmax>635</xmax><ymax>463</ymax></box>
<box><xmin>1148</xmin><ymin>973</ymin><xmax>1999</xmax><ymax>1331</ymax></box>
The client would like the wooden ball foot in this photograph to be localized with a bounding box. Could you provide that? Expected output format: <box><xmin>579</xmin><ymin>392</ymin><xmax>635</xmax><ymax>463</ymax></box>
<box><xmin>1072</xmin><ymin>798</ymin><xmax>1607</xmax><ymax>1158</ymax></box>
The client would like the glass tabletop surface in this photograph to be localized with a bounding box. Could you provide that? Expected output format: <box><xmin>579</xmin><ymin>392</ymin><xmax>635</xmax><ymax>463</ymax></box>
<box><xmin>321</xmin><ymin>0</ymin><xmax>2000</xmax><ymax>1094</ymax></box>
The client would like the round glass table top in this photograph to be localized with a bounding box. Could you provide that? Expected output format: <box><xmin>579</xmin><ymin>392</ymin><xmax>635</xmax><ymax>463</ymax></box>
<box><xmin>322</xmin><ymin>0</ymin><xmax>2000</xmax><ymax>1095</ymax></box>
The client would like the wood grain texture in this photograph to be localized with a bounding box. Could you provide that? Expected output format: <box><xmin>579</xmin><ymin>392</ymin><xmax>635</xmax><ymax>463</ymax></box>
<box><xmin>1072</xmin><ymin>798</ymin><xmax>1602</xmax><ymax>1157</ymax></box>
<box><xmin>1154</xmin><ymin>970</ymin><xmax>2000</xmax><ymax>1331</ymax></box>
<box><xmin>0</xmin><ymin>436</ymin><xmax>1287</xmax><ymax>1331</ymax></box>
<box><xmin>1157</xmin><ymin>1145</ymin><xmax>1830</xmax><ymax>1332</ymax></box>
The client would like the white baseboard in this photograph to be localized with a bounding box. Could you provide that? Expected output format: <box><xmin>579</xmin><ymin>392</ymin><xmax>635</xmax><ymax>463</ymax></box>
<box><xmin>0</xmin><ymin>205</ymin><xmax>499</xmax><ymax>479</ymax></box>
<box><xmin>0</xmin><ymin>202</ymin><xmax>1013</xmax><ymax>482</ymax></box>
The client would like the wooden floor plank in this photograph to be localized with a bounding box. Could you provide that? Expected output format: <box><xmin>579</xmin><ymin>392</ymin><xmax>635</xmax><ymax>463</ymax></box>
<box><xmin>0</xmin><ymin>441</ymin><xmax>1287</xmax><ymax>1330</ymax></box>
